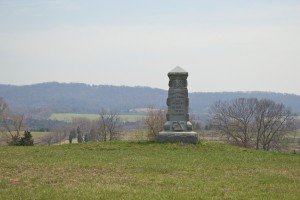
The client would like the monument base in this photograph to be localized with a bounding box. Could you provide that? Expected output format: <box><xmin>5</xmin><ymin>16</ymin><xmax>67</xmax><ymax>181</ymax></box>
<box><xmin>157</xmin><ymin>131</ymin><xmax>199</xmax><ymax>144</ymax></box>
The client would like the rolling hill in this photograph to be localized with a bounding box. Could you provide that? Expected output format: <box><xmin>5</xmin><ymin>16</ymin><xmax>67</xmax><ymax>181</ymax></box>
<box><xmin>0</xmin><ymin>82</ymin><xmax>300</xmax><ymax>119</ymax></box>
<box><xmin>0</xmin><ymin>142</ymin><xmax>300</xmax><ymax>199</ymax></box>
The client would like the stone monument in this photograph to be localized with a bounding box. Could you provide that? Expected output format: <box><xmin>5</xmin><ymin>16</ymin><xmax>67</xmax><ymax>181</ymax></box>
<box><xmin>157</xmin><ymin>66</ymin><xmax>199</xmax><ymax>144</ymax></box>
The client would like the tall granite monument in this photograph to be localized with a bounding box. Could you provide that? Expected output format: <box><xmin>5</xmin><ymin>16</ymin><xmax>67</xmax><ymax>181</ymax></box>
<box><xmin>157</xmin><ymin>66</ymin><xmax>199</xmax><ymax>144</ymax></box>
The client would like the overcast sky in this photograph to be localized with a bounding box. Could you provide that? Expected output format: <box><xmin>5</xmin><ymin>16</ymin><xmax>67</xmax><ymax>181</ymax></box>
<box><xmin>0</xmin><ymin>0</ymin><xmax>300</xmax><ymax>94</ymax></box>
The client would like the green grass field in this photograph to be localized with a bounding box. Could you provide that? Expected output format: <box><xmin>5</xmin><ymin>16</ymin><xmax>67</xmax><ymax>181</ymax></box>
<box><xmin>1</xmin><ymin>141</ymin><xmax>300</xmax><ymax>199</ymax></box>
<box><xmin>49</xmin><ymin>113</ymin><xmax>144</xmax><ymax>122</ymax></box>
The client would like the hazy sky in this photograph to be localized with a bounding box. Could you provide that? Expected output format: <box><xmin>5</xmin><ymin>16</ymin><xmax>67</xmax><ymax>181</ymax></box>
<box><xmin>0</xmin><ymin>0</ymin><xmax>300</xmax><ymax>94</ymax></box>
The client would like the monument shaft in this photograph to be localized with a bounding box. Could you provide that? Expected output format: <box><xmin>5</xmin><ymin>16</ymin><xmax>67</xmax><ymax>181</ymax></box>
<box><xmin>165</xmin><ymin>67</ymin><xmax>192</xmax><ymax>131</ymax></box>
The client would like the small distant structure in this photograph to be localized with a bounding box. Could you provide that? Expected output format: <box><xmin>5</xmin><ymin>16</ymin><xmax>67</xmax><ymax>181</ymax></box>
<box><xmin>157</xmin><ymin>66</ymin><xmax>198</xmax><ymax>144</ymax></box>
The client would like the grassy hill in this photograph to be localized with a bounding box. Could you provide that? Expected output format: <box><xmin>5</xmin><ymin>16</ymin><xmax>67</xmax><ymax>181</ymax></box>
<box><xmin>1</xmin><ymin>141</ymin><xmax>300</xmax><ymax>199</ymax></box>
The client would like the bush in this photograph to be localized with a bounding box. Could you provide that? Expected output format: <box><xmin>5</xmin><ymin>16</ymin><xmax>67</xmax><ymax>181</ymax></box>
<box><xmin>17</xmin><ymin>131</ymin><xmax>34</xmax><ymax>146</ymax></box>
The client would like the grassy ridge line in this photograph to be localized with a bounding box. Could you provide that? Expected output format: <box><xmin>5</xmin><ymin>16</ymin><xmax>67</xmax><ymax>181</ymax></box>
<box><xmin>49</xmin><ymin>113</ymin><xmax>144</xmax><ymax>122</ymax></box>
<box><xmin>1</xmin><ymin>142</ymin><xmax>300</xmax><ymax>199</ymax></box>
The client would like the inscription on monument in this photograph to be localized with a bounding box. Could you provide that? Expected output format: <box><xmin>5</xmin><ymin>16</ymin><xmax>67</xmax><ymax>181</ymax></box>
<box><xmin>169</xmin><ymin>93</ymin><xmax>185</xmax><ymax>117</ymax></box>
<box><xmin>163</xmin><ymin>66</ymin><xmax>193</xmax><ymax>131</ymax></box>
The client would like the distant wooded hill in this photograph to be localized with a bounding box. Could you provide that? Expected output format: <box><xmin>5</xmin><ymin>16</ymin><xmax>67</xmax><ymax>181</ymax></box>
<box><xmin>0</xmin><ymin>82</ymin><xmax>300</xmax><ymax>120</ymax></box>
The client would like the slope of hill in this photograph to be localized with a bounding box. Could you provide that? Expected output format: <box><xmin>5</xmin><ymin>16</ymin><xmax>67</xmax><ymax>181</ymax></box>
<box><xmin>0</xmin><ymin>82</ymin><xmax>300</xmax><ymax>119</ymax></box>
<box><xmin>0</xmin><ymin>142</ymin><xmax>300</xmax><ymax>199</ymax></box>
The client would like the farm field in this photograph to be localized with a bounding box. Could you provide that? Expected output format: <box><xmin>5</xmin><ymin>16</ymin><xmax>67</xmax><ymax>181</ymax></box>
<box><xmin>1</xmin><ymin>141</ymin><xmax>300</xmax><ymax>199</ymax></box>
<box><xmin>49</xmin><ymin>113</ymin><xmax>144</xmax><ymax>122</ymax></box>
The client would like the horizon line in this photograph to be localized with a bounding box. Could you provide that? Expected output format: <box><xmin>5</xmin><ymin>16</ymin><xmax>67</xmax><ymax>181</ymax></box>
<box><xmin>0</xmin><ymin>81</ymin><xmax>299</xmax><ymax>96</ymax></box>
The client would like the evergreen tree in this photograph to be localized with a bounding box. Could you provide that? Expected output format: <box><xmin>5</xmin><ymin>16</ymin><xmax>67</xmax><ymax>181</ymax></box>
<box><xmin>77</xmin><ymin>127</ymin><xmax>83</xmax><ymax>143</ymax></box>
<box><xmin>84</xmin><ymin>133</ymin><xmax>89</xmax><ymax>142</ymax></box>
<box><xmin>68</xmin><ymin>134</ymin><xmax>73</xmax><ymax>144</ymax></box>
<box><xmin>69</xmin><ymin>129</ymin><xmax>76</xmax><ymax>144</ymax></box>
<box><xmin>17</xmin><ymin>130</ymin><xmax>34</xmax><ymax>146</ymax></box>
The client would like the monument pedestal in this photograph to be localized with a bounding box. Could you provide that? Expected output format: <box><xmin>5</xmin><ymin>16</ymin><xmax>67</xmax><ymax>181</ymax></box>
<box><xmin>157</xmin><ymin>131</ymin><xmax>199</xmax><ymax>144</ymax></box>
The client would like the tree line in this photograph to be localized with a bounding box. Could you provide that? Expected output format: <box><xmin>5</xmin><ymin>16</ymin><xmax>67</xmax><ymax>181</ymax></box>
<box><xmin>67</xmin><ymin>110</ymin><xmax>121</xmax><ymax>144</ymax></box>
<box><xmin>1</xmin><ymin>95</ymin><xmax>298</xmax><ymax>151</ymax></box>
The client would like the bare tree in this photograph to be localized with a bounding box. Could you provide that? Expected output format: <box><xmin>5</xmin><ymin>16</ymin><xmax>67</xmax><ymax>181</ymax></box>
<box><xmin>0</xmin><ymin>98</ymin><xmax>28</xmax><ymax>145</ymax></box>
<box><xmin>189</xmin><ymin>114</ymin><xmax>202</xmax><ymax>132</ymax></box>
<box><xmin>1</xmin><ymin>114</ymin><xmax>25</xmax><ymax>145</ymax></box>
<box><xmin>209</xmin><ymin>98</ymin><xmax>257</xmax><ymax>147</ymax></box>
<box><xmin>72</xmin><ymin>117</ymin><xmax>91</xmax><ymax>135</ymax></box>
<box><xmin>88</xmin><ymin>120</ymin><xmax>101</xmax><ymax>142</ymax></box>
<box><xmin>255</xmin><ymin>99</ymin><xmax>296</xmax><ymax>151</ymax></box>
<box><xmin>40</xmin><ymin>133</ymin><xmax>56</xmax><ymax>146</ymax></box>
<box><xmin>144</xmin><ymin>107</ymin><xmax>166</xmax><ymax>140</ymax></box>
<box><xmin>98</xmin><ymin>109</ymin><xmax>120</xmax><ymax>141</ymax></box>
<box><xmin>0</xmin><ymin>97</ymin><xmax>8</xmax><ymax>135</ymax></box>
<box><xmin>0</xmin><ymin>97</ymin><xmax>8</xmax><ymax>117</ymax></box>
<box><xmin>50</xmin><ymin>124</ymin><xmax>68</xmax><ymax>145</ymax></box>
<box><xmin>209</xmin><ymin>98</ymin><xmax>296</xmax><ymax>150</ymax></box>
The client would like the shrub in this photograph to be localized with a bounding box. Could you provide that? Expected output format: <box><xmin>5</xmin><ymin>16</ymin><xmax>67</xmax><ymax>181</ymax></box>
<box><xmin>17</xmin><ymin>130</ymin><xmax>34</xmax><ymax>146</ymax></box>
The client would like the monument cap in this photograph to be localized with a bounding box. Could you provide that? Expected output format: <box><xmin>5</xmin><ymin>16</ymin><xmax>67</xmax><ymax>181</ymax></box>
<box><xmin>168</xmin><ymin>66</ymin><xmax>188</xmax><ymax>77</ymax></box>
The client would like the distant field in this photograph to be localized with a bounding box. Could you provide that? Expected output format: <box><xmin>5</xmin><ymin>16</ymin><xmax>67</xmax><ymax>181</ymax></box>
<box><xmin>30</xmin><ymin>132</ymin><xmax>51</xmax><ymax>145</ymax></box>
<box><xmin>30</xmin><ymin>132</ymin><xmax>49</xmax><ymax>137</ymax></box>
<box><xmin>0</xmin><ymin>142</ymin><xmax>300</xmax><ymax>199</ymax></box>
<box><xmin>49</xmin><ymin>113</ymin><xmax>145</xmax><ymax>122</ymax></box>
